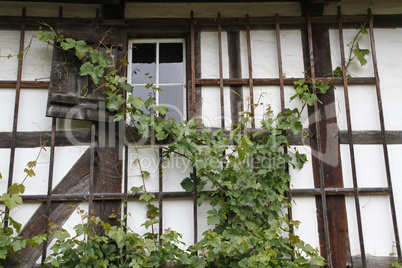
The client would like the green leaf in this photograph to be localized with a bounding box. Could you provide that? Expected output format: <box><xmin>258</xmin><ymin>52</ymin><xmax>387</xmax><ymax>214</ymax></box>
<box><xmin>240</xmin><ymin>135</ymin><xmax>253</xmax><ymax>153</ymax></box>
<box><xmin>139</xmin><ymin>193</ymin><xmax>155</xmax><ymax>203</ymax></box>
<box><xmin>90</xmin><ymin>49</ymin><xmax>99</xmax><ymax>63</ymax></box>
<box><xmin>60</xmin><ymin>38</ymin><xmax>76</xmax><ymax>50</ymax></box>
<box><xmin>144</xmin><ymin>97</ymin><xmax>154</xmax><ymax>109</ymax></box>
<box><xmin>333</xmin><ymin>66</ymin><xmax>343</xmax><ymax>77</ymax></box>
<box><xmin>353</xmin><ymin>43</ymin><xmax>370</xmax><ymax>66</ymax></box>
<box><xmin>207</xmin><ymin>209</ymin><xmax>221</xmax><ymax>225</ymax></box>
<box><xmin>128</xmin><ymin>95</ymin><xmax>144</xmax><ymax>110</ymax></box>
<box><xmin>74</xmin><ymin>40</ymin><xmax>89</xmax><ymax>59</ymax></box>
<box><xmin>131</xmin><ymin>186</ymin><xmax>143</xmax><ymax>195</ymax></box>
<box><xmin>98</xmin><ymin>51</ymin><xmax>111</xmax><ymax>68</ymax></box>
<box><xmin>107</xmin><ymin>94</ymin><xmax>125</xmax><ymax>111</ymax></box>
<box><xmin>315</xmin><ymin>82</ymin><xmax>330</xmax><ymax>94</ymax></box>
<box><xmin>155</xmin><ymin>130</ymin><xmax>168</xmax><ymax>140</ymax></box>
<box><xmin>36</xmin><ymin>31</ymin><xmax>55</xmax><ymax>42</ymax></box>
<box><xmin>142</xmin><ymin>220</ymin><xmax>155</xmax><ymax>229</ymax></box>
<box><xmin>24</xmin><ymin>168</ymin><xmax>35</xmax><ymax>177</ymax></box>
<box><xmin>303</xmin><ymin>93</ymin><xmax>319</xmax><ymax>106</ymax></box>
<box><xmin>295</xmin><ymin>150</ymin><xmax>308</xmax><ymax>169</ymax></box>
<box><xmin>293</xmin><ymin>79</ymin><xmax>305</xmax><ymax>87</ymax></box>
<box><xmin>79</xmin><ymin>62</ymin><xmax>93</xmax><ymax>75</ymax></box>
<box><xmin>120</xmin><ymin>82</ymin><xmax>132</xmax><ymax>93</ymax></box>
<box><xmin>154</xmin><ymin>104</ymin><xmax>169</xmax><ymax>115</ymax></box>
<box><xmin>9</xmin><ymin>217</ymin><xmax>22</xmax><ymax>233</ymax></box>
<box><xmin>11</xmin><ymin>239</ymin><xmax>26</xmax><ymax>252</ymax></box>
<box><xmin>282</xmin><ymin>117</ymin><xmax>303</xmax><ymax>135</ymax></box>
<box><xmin>0</xmin><ymin>193</ymin><xmax>23</xmax><ymax>210</ymax></box>
<box><xmin>180</xmin><ymin>177</ymin><xmax>194</xmax><ymax>192</ymax></box>
<box><xmin>360</xmin><ymin>23</ymin><xmax>368</xmax><ymax>35</ymax></box>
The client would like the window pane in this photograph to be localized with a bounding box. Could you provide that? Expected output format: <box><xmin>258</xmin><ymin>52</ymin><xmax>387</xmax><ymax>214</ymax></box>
<box><xmin>159</xmin><ymin>85</ymin><xmax>184</xmax><ymax>123</ymax></box>
<box><xmin>131</xmin><ymin>43</ymin><xmax>156</xmax><ymax>84</ymax></box>
<box><xmin>159</xmin><ymin>43</ymin><xmax>183</xmax><ymax>84</ymax></box>
<box><xmin>131</xmin><ymin>85</ymin><xmax>155</xmax><ymax>115</ymax></box>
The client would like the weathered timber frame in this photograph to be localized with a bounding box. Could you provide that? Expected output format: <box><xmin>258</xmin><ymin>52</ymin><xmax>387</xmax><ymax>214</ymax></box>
<box><xmin>0</xmin><ymin>4</ymin><xmax>401</xmax><ymax>268</ymax></box>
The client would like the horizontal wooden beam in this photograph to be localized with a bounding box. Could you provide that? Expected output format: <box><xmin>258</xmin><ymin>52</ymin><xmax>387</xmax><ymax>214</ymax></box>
<box><xmin>2</xmin><ymin>14</ymin><xmax>402</xmax><ymax>29</ymax></box>
<box><xmin>1</xmin><ymin>130</ymin><xmax>402</xmax><ymax>149</ymax></box>
<box><xmin>195</xmin><ymin>77</ymin><xmax>376</xmax><ymax>86</ymax></box>
<box><xmin>0</xmin><ymin>81</ymin><xmax>49</xmax><ymax>89</ymax></box>
<box><xmin>14</xmin><ymin>186</ymin><xmax>389</xmax><ymax>203</ymax></box>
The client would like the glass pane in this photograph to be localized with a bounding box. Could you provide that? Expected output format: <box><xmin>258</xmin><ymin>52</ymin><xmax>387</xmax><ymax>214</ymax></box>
<box><xmin>159</xmin><ymin>85</ymin><xmax>185</xmax><ymax>123</ymax></box>
<box><xmin>131</xmin><ymin>43</ymin><xmax>156</xmax><ymax>84</ymax></box>
<box><xmin>131</xmin><ymin>85</ymin><xmax>155</xmax><ymax>116</ymax></box>
<box><xmin>159</xmin><ymin>43</ymin><xmax>183</xmax><ymax>84</ymax></box>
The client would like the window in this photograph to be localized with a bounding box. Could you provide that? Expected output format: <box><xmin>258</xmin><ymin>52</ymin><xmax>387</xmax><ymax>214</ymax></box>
<box><xmin>128</xmin><ymin>39</ymin><xmax>186</xmax><ymax>123</ymax></box>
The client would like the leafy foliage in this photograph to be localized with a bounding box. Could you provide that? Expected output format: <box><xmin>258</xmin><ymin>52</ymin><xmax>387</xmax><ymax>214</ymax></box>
<box><xmin>0</xmin><ymin>19</ymin><xmax>371</xmax><ymax>267</ymax></box>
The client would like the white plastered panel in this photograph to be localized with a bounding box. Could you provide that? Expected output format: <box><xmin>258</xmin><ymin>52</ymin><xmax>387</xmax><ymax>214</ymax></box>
<box><xmin>200</xmin><ymin>31</ymin><xmax>229</xmax><ymax>79</ymax></box>
<box><xmin>0</xmin><ymin>89</ymin><xmax>16</xmax><ymax>132</ymax></box>
<box><xmin>201</xmin><ymin>86</ymin><xmax>231</xmax><ymax>129</ymax></box>
<box><xmin>0</xmin><ymin>149</ymin><xmax>11</xmax><ymax>194</ymax></box>
<box><xmin>0</xmin><ymin>31</ymin><xmax>20</xmax><ymax>80</ymax></box>
<box><xmin>17</xmin><ymin>88</ymin><xmax>52</xmax><ymax>132</ymax></box>
<box><xmin>163</xmin><ymin>155</ymin><xmax>192</xmax><ymax>192</ymax></box>
<box><xmin>127</xmin><ymin>147</ymin><xmax>160</xmax><ymax>193</ymax></box>
<box><xmin>12</xmin><ymin>147</ymin><xmax>51</xmax><ymax>195</ymax></box>
<box><xmin>346</xmin><ymin>195</ymin><xmax>395</xmax><ymax>256</ymax></box>
<box><xmin>292</xmin><ymin>197</ymin><xmax>321</xmax><ymax>254</ymax></box>
<box><xmin>22</xmin><ymin>31</ymin><xmax>53</xmax><ymax>82</ymax></box>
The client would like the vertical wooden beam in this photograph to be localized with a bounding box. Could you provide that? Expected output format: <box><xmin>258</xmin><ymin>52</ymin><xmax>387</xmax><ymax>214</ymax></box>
<box><xmin>93</xmin><ymin>117</ymin><xmax>122</xmax><ymax>232</ymax></box>
<box><xmin>301</xmin><ymin>2</ymin><xmax>351</xmax><ymax>267</ymax></box>
<box><xmin>217</xmin><ymin>13</ymin><xmax>225</xmax><ymax>129</ymax></box>
<box><xmin>6</xmin><ymin>7</ymin><xmax>26</xmax><ymax>228</ymax></box>
<box><xmin>338</xmin><ymin>6</ymin><xmax>367</xmax><ymax>267</ymax></box>
<box><xmin>245</xmin><ymin>15</ymin><xmax>255</xmax><ymax>127</ymax></box>
<box><xmin>227</xmin><ymin>31</ymin><xmax>243</xmax><ymax>125</ymax></box>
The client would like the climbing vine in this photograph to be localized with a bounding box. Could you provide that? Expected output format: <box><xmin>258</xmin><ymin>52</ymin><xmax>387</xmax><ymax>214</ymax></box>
<box><xmin>0</xmin><ymin>18</ymin><xmax>371</xmax><ymax>267</ymax></box>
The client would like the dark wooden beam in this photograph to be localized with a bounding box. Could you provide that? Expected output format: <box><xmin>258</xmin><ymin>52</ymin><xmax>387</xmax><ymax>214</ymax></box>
<box><xmin>91</xmin><ymin>119</ymin><xmax>123</xmax><ymax>233</ymax></box>
<box><xmin>3</xmin><ymin>149</ymin><xmax>91</xmax><ymax>268</ymax></box>
<box><xmin>227</xmin><ymin>31</ymin><xmax>243</xmax><ymax>125</ymax></box>
<box><xmin>301</xmin><ymin>2</ymin><xmax>351</xmax><ymax>266</ymax></box>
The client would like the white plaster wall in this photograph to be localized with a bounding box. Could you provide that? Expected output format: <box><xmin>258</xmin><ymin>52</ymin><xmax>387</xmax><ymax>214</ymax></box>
<box><xmin>0</xmin><ymin>89</ymin><xmax>16</xmax><ymax>132</ymax></box>
<box><xmin>17</xmin><ymin>88</ymin><xmax>53</xmax><ymax>132</ymax></box>
<box><xmin>0</xmin><ymin>31</ymin><xmax>20</xmax><ymax>81</ymax></box>
<box><xmin>332</xmin><ymin>26</ymin><xmax>402</xmax><ymax>256</ymax></box>
<box><xmin>0</xmin><ymin>149</ymin><xmax>11</xmax><ymax>194</ymax></box>
<box><xmin>127</xmin><ymin>147</ymin><xmax>160</xmax><ymax>193</ymax></box>
<box><xmin>201</xmin><ymin>31</ymin><xmax>229</xmax><ymax>79</ymax></box>
<box><xmin>332</xmin><ymin>28</ymin><xmax>402</xmax><ymax>131</ymax></box>
<box><xmin>125</xmin><ymin>2</ymin><xmax>300</xmax><ymax>19</ymax></box>
<box><xmin>22</xmin><ymin>31</ymin><xmax>53</xmax><ymax>82</ymax></box>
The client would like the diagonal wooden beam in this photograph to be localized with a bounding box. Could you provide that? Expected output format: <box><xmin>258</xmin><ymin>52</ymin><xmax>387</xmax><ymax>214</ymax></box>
<box><xmin>4</xmin><ymin>149</ymin><xmax>91</xmax><ymax>268</ymax></box>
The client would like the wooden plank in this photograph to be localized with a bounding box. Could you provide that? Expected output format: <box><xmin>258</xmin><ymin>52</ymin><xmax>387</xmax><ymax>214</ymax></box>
<box><xmin>194</xmin><ymin>30</ymin><xmax>202</xmax><ymax>119</ymax></box>
<box><xmin>302</xmin><ymin>3</ymin><xmax>351</xmax><ymax>266</ymax></box>
<box><xmin>0</xmin><ymin>81</ymin><xmax>49</xmax><ymax>89</ymax></box>
<box><xmin>92</xmin><ymin>119</ymin><xmax>123</xmax><ymax>232</ymax></box>
<box><xmin>46</xmin><ymin>20</ymin><xmax>126</xmax><ymax>122</ymax></box>
<box><xmin>2</xmin><ymin>129</ymin><xmax>402</xmax><ymax>149</ymax></box>
<box><xmin>195</xmin><ymin>77</ymin><xmax>376</xmax><ymax>86</ymax></box>
<box><xmin>0</xmin><ymin>131</ymin><xmax>91</xmax><ymax>148</ymax></box>
<box><xmin>227</xmin><ymin>31</ymin><xmax>243</xmax><ymax>125</ymax></box>
<box><xmin>3</xmin><ymin>149</ymin><xmax>91</xmax><ymax>268</ymax></box>
<box><xmin>2</xmin><ymin>14</ymin><xmax>402</xmax><ymax>29</ymax></box>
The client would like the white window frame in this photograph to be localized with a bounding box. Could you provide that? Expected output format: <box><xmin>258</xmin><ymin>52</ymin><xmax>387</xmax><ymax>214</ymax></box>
<box><xmin>127</xmin><ymin>38</ymin><xmax>187</xmax><ymax>122</ymax></box>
